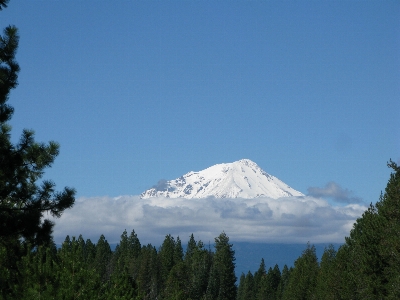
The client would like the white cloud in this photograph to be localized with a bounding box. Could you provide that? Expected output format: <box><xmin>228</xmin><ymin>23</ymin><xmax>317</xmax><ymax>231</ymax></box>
<box><xmin>51</xmin><ymin>195</ymin><xmax>366</xmax><ymax>245</ymax></box>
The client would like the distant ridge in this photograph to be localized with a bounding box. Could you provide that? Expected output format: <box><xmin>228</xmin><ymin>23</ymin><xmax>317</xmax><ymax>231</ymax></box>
<box><xmin>141</xmin><ymin>159</ymin><xmax>304</xmax><ymax>199</ymax></box>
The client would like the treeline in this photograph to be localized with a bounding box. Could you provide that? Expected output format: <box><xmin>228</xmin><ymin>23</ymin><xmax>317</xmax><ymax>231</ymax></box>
<box><xmin>1</xmin><ymin>230</ymin><xmax>237</xmax><ymax>299</ymax></box>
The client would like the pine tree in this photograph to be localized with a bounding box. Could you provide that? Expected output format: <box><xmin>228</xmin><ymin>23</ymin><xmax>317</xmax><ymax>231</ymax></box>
<box><xmin>16</xmin><ymin>242</ymin><xmax>59</xmax><ymax>299</ymax></box>
<box><xmin>185</xmin><ymin>237</ymin><xmax>212</xmax><ymax>300</ymax></box>
<box><xmin>206</xmin><ymin>260</ymin><xmax>220</xmax><ymax>300</ymax></box>
<box><xmin>206</xmin><ymin>232</ymin><xmax>237</xmax><ymax>300</ymax></box>
<box><xmin>243</xmin><ymin>271</ymin><xmax>256</xmax><ymax>300</ymax></box>
<box><xmin>276</xmin><ymin>265</ymin><xmax>291</xmax><ymax>299</ymax></box>
<box><xmin>127</xmin><ymin>229</ymin><xmax>141</xmax><ymax>279</ymax></box>
<box><xmin>137</xmin><ymin>244</ymin><xmax>160</xmax><ymax>299</ymax></box>
<box><xmin>314</xmin><ymin>244</ymin><xmax>338</xmax><ymax>299</ymax></box>
<box><xmin>105</xmin><ymin>269</ymin><xmax>137</xmax><ymax>300</ymax></box>
<box><xmin>56</xmin><ymin>235</ymin><xmax>102</xmax><ymax>299</ymax></box>
<box><xmin>85</xmin><ymin>238</ymin><xmax>96</xmax><ymax>266</ymax></box>
<box><xmin>95</xmin><ymin>234</ymin><xmax>112</xmax><ymax>283</ymax></box>
<box><xmin>185</xmin><ymin>233</ymin><xmax>197</xmax><ymax>262</ymax></box>
<box><xmin>164</xmin><ymin>261</ymin><xmax>189</xmax><ymax>299</ymax></box>
<box><xmin>0</xmin><ymin>5</ymin><xmax>75</xmax><ymax>294</ymax></box>
<box><xmin>174</xmin><ymin>236</ymin><xmax>184</xmax><ymax>265</ymax></box>
<box><xmin>0</xmin><ymin>57</ymin><xmax>76</xmax><ymax>246</ymax></box>
<box><xmin>159</xmin><ymin>234</ymin><xmax>177</xmax><ymax>290</ymax></box>
<box><xmin>237</xmin><ymin>273</ymin><xmax>246</xmax><ymax>300</ymax></box>
<box><xmin>254</xmin><ymin>258</ymin><xmax>267</xmax><ymax>298</ymax></box>
<box><xmin>282</xmin><ymin>243</ymin><xmax>319</xmax><ymax>300</ymax></box>
<box><xmin>334</xmin><ymin>160</ymin><xmax>400</xmax><ymax>299</ymax></box>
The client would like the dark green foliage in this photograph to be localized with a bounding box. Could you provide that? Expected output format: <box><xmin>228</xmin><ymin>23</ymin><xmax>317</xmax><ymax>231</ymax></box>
<box><xmin>185</xmin><ymin>233</ymin><xmax>197</xmax><ymax>261</ymax></box>
<box><xmin>282</xmin><ymin>243</ymin><xmax>319</xmax><ymax>300</ymax></box>
<box><xmin>0</xmin><ymin>3</ymin><xmax>75</xmax><ymax>251</ymax></box>
<box><xmin>0</xmin><ymin>24</ymin><xmax>19</xmax><ymax>122</ymax></box>
<box><xmin>277</xmin><ymin>265</ymin><xmax>291</xmax><ymax>299</ymax></box>
<box><xmin>206</xmin><ymin>231</ymin><xmax>237</xmax><ymax>300</ymax></box>
<box><xmin>105</xmin><ymin>272</ymin><xmax>137</xmax><ymax>299</ymax></box>
<box><xmin>237</xmin><ymin>273</ymin><xmax>246</xmax><ymax>300</ymax></box>
<box><xmin>185</xmin><ymin>237</ymin><xmax>212</xmax><ymax>300</ymax></box>
<box><xmin>95</xmin><ymin>234</ymin><xmax>112</xmax><ymax>282</ymax></box>
<box><xmin>206</xmin><ymin>260</ymin><xmax>219</xmax><ymax>299</ymax></box>
<box><xmin>254</xmin><ymin>258</ymin><xmax>266</xmax><ymax>282</ymax></box>
<box><xmin>0</xmin><ymin>22</ymin><xmax>75</xmax><ymax>244</ymax></box>
<box><xmin>0</xmin><ymin>4</ymin><xmax>75</xmax><ymax>297</ymax></box>
<box><xmin>333</xmin><ymin>160</ymin><xmax>400</xmax><ymax>299</ymax></box>
<box><xmin>237</xmin><ymin>260</ymin><xmax>282</xmax><ymax>300</ymax></box>
<box><xmin>159</xmin><ymin>234</ymin><xmax>177</xmax><ymax>290</ymax></box>
<box><xmin>0</xmin><ymin>23</ymin><xmax>75</xmax><ymax>248</ymax></box>
<box><xmin>254</xmin><ymin>264</ymin><xmax>281</xmax><ymax>300</ymax></box>
<box><xmin>164</xmin><ymin>261</ymin><xmax>189</xmax><ymax>299</ymax></box>
<box><xmin>242</xmin><ymin>271</ymin><xmax>256</xmax><ymax>300</ymax></box>
<box><xmin>314</xmin><ymin>244</ymin><xmax>338</xmax><ymax>299</ymax></box>
<box><xmin>56</xmin><ymin>235</ymin><xmax>101</xmax><ymax>298</ymax></box>
<box><xmin>264</xmin><ymin>265</ymin><xmax>281</xmax><ymax>300</ymax></box>
<box><xmin>16</xmin><ymin>242</ymin><xmax>59</xmax><ymax>299</ymax></box>
<box><xmin>174</xmin><ymin>236</ymin><xmax>184</xmax><ymax>264</ymax></box>
<box><xmin>112</xmin><ymin>229</ymin><xmax>141</xmax><ymax>279</ymax></box>
<box><xmin>137</xmin><ymin>244</ymin><xmax>160</xmax><ymax>299</ymax></box>
<box><xmin>253</xmin><ymin>258</ymin><xmax>266</xmax><ymax>297</ymax></box>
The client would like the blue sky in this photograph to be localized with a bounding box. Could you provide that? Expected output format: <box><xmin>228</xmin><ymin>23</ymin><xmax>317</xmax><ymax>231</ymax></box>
<box><xmin>3</xmin><ymin>0</ymin><xmax>399</xmax><ymax>208</ymax></box>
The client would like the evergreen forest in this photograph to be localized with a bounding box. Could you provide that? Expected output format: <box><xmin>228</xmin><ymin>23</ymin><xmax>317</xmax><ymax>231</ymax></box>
<box><xmin>1</xmin><ymin>0</ymin><xmax>400</xmax><ymax>298</ymax></box>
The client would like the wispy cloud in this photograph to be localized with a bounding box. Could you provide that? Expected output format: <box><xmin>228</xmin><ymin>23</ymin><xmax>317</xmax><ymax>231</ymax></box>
<box><xmin>151</xmin><ymin>179</ymin><xmax>170</xmax><ymax>192</ymax></box>
<box><xmin>51</xmin><ymin>195</ymin><xmax>366</xmax><ymax>245</ymax></box>
<box><xmin>307</xmin><ymin>182</ymin><xmax>363</xmax><ymax>204</ymax></box>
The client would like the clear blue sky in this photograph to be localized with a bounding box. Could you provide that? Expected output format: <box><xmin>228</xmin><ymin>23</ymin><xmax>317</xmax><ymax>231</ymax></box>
<box><xmin>2</xmin><ymin>0</ymin><xmax>399</xmax><ymax>205</ymax></box>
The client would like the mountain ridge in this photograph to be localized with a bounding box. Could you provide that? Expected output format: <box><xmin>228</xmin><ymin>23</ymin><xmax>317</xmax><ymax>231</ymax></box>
<box><xmin>140</xmin><ymin>159</ymin><xmax>304</xmax><ymax>199</ymax></box>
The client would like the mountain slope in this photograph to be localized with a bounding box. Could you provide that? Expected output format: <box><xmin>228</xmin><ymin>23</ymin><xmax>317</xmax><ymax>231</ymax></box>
<box><xmin>140</xmin><ymin>159</ymin><xmax>304</xmax><ymax>199</ymax></box>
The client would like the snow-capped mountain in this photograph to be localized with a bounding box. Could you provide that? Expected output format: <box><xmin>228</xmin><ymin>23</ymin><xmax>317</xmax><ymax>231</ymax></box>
<box><xmin>140</xmin><ymin>159</ymin><xmax>304</xmax><ymax>199</ymax></box>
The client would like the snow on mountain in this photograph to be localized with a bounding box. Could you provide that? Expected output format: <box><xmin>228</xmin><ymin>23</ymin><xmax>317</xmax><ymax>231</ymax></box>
<box><xmin>140</xmin><ymin>159</ymin><xmax>304</xmax><ymax>199</ymax></box>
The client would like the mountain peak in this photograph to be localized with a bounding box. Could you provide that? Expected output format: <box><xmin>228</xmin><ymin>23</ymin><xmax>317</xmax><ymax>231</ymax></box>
<box><xmin>140</xmin><ymin>159</ymin><xmax>304</xmax><ymax>199</ymax></box>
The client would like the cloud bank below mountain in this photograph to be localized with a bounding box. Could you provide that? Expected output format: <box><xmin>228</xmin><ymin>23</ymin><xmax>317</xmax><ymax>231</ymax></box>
<box><xmin>52</xmin><ymin>195</ymin><xmax>366</xmax><ymax>245</ymax></box>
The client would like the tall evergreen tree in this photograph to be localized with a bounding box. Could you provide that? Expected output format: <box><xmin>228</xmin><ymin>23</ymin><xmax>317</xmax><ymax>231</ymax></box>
<box><xmin>185</xmin><ymin>237</ymin><xmax>212</xmax><ymax>300</ymax></box>
<box><xmin>137</xmin><ymin>244</ymin><xmax>160</xmax><ymax>299</ymax></box>
<box><xmin>334</xmin><ymin>160</ymin><xmax>400</xmax><ymax>299</ymax></box>
<box><xmin>276</xmin><ymin>265</ymin><xmax>291</xmax><ymax>299</ymax></box>
<box><xmin>242</xmin><ymin>271</ymin><xmax>256</xmax><ymax>300</ymax></box>
<box><xmin>282</xmin><ymin>243</ymin><xmax>319</xmax><ymax>300</ymax></box>
<box><xmin>237</xmin><ymin>273</ymin><xmax>246</xmax><ymax>300</ymax></box>
<box><xmin>206</xmin><ymin>232</ymin><xmax>237</xmax><ymax>300</ymax></box>
<box><xmin>185</xmin><ymin>233</ymin><xmax>197</xmax><ymax>262</ymax></box>
<box><xmin>16</xmin><ymin>242</ymin><xmax>59</xmax><ymax>299</ymax></box>
<box><xmin>95</xmin><ymin>234</ymin><xmax>112</xmax><ymax>283</ymax></box>
<box><xmin>113</xmin><ymin>229</ymin><xmax>137</xmax><ymax>275</ymax></box>
<box><xmin>0</xmin><ymin>52</ymin><xmax>76</xmax><ymax>245</ymax></box>
<box><xmin>174</xmin><ymin>236</ymin><xmax>184</xmax><ymax>265</ymax></box>
<box><xmin>56</xmin><ymin>236</ymin><xmax>101</xmax><ymax>299</ymax></box>
<box><xmin>254</xmin><ymin>258</ymin><xmax>267</xmax><ymax>297</ymax></box>
<box><xmin>314</xmin><ymin>244</ymin><xmax>338</xmax><ymax>299</ymax></box>
<box><xmin>159</xmin><ymin>234</ymin><xmax>177</xmax><ymax>291</ymax></box>
<box><xmin>127</xmin><ymin>229</ymin><xmax>141</xmax><ymax>279</ymax></box>
<box><xmin>0</xmin><ymin>3</ymin><xmax>75</xmax><ymax>296</ymax></box>
<box><xmin>164</xmin><ymin>261</ymin><xmax>189</xmax><ymax>300</ymax></box>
